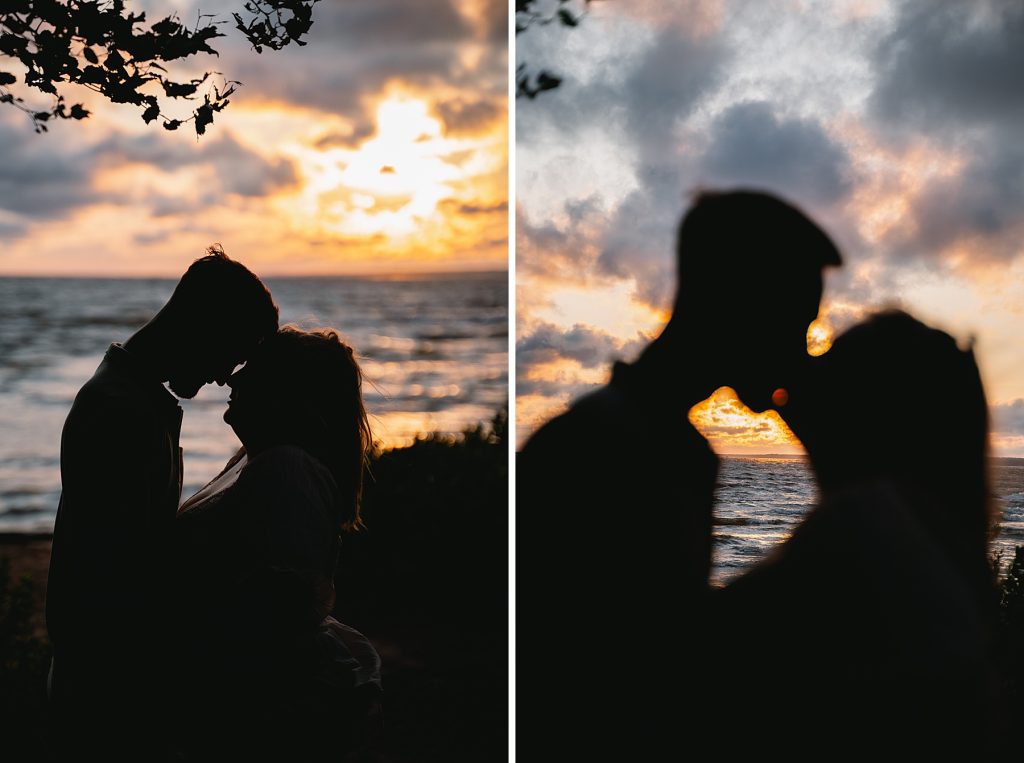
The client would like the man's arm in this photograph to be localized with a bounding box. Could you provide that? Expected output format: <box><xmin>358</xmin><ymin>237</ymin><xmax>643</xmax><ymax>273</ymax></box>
<box><xmin>58</xmin><ymin>392</ymin><xmax>175</xmax><ymax>668</ymax></box>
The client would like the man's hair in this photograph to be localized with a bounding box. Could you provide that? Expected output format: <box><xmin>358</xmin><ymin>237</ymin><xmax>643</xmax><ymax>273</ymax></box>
<box><xmin>675</xmin><ymin>189</ymin><xmax>841</xmax><ymax>307</ymax></box>
<box><xmin>167</xmin><ymin>245</ymin><xmax>279</xmax><ymax>342</ymax></box>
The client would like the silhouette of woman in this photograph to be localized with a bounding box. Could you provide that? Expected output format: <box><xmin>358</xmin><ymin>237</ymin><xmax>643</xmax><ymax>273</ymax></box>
<box><xmin>171</xmin><ymin>327</ymin><xmax>381</xmax><ymax>761</ymax></box>
<box><xmin>711</xmin><ymin>310</ymin><xmax>998</xmax><ymax>758</ymax></box>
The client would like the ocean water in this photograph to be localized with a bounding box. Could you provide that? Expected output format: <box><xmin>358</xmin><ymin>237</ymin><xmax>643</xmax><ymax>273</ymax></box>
<box><xmin>0</xmin><ymin>273</ymin><xmax>507</xmax><ymax>532</ymax></box>
<box><xmin>713</xmin><ymin>455</ymin><xmax>1024</xmax><ymax>585</ymax></box>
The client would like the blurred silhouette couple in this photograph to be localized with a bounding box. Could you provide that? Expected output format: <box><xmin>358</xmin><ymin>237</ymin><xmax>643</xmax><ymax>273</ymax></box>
<box><xmin>46</xmin><ymin>248</ymin><xmax>382</xmax><ymax>761</ymax></box>
<box><xmin>520</xmin><ymin>191</ymin><xmax>999</xmax><ymax>758</ymax></box>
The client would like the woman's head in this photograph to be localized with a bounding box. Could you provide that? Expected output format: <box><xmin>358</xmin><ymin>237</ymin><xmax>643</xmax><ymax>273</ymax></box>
<box><xmin>225</xmin><ymin>326</ymin><xmax>371</xmax><ymax>531</ymax></box>
<box><xmin>785</xmin><ymin>310</ymin><xmax>994</xmax><ymax>584</ymax></box>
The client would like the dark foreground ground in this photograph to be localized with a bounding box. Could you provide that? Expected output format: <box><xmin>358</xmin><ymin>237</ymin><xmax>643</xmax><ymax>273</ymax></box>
<box><xmin>0</xmin><ymin>413</ymin><xmax>509</xmax><ymax>762</ymax></box>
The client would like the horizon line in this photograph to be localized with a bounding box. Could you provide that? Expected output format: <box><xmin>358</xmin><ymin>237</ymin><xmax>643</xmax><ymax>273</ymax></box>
<box><xmin>720</xmin><ymin>452</ymin><xmax>1024</xmax><ymax>461</ymax></box>
<box><xmin>0</xmin><ymin>267</ymin><xmax>508</xmax><ymax>280</ymax></box>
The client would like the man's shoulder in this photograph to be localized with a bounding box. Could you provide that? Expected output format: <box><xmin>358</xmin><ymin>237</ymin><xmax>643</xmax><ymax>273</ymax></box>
<box><xmin>65</xmin><ymin>357</ymin><xmax>163</xmax><ymax>438</ymax></box>
<box><xmin>521</xmin><ymin>382</ymin><xmax>630</xmax><ymax>455</ymax></box>
<box><xmin>72</xmin><ymin>367</ymin><xmax>147</xmax><ymax>415</ymax></box>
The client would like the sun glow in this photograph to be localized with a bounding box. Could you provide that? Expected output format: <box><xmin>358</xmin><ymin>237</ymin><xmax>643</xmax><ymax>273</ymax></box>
<box><xmin>288</xmin><ymin>96</ymin><xmax>467</xmax><ymax>240</ymax></box>
<box><xmin>534</xmin><ymin>279</ymin><xmax>667</xmax><ymax>338</ymax></box>
<box><xmin>688</xmin><ymin>387</ymin><xmax>803</xmax><ymax>455</ymax></box>
<box><xmin>807</xmin><ymin>318</ymin><xmax>833</xmax><ymax>357</ymax></box>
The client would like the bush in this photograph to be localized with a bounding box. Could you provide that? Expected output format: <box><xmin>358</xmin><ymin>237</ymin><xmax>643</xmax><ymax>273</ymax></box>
<box><xmin>996</xmin><ymin>546</ymin><xmax>1024</xmax><ymax>744</ymax></box>
<box><xmin>335</xmin><ymin>408</ymin><xmax>509</xmax><ymax>633</ymax></box>
<box><xmin>0</xmin><ymin>557</ymin><xmax>52</xmax><ymax>759</ymax></box>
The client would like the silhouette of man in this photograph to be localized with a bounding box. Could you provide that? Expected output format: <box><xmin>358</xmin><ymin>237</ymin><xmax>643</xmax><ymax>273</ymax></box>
<box><xmin>517</xmin><ymin>189</ymin><xmax>841</xmax><ymax>755</ymax></box>
<box><xmin>45</xmin><ymin>247</ymin><xmax>279</xmax><ymax>758</ymax></box>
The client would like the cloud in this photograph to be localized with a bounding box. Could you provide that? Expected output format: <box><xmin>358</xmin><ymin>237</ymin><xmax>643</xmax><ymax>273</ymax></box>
<box><xmin>481</xmin><ymin>0</ymin><xmax>509</xmax><ymax>42</ymax></box>
<box><xmin>699</xmin><ymin>101</ymin><xmax>853</xmax><ymax>206</ymax></box>
<box><xmin>518</xmin><ymin>321</ymin><xmax>645</xmax><ymax>369</ymax></box>
<box><xmin>516</xmin><ymin>15</ymin><xmax>730</xmax><ymax>148</ymax></box>
<box><xmin>992</xmin><ymin>399</ymin><xmax>1024</xmax><ymax>437</ymax></box>
<box><xmin>863</xmin><ymin>1</ymin><xmax>1024</xmax><ymax>266</ymax></box>
<box><xmin>872</xmin><ymin>133</ymin><xmax>1024</xmax><ymax>264</ymax></box>
<box><xmin>870</xmin><ymin>0</ymin><xmax>1024</xmax><ymax>131</ymax></box>
<box><xmin>435</xmin><ymin>96</ymin><xmax>502</xmax><ymax>135</ymax></box>
<box><xmin>515</xmin><ymin>375</ymin><xmax>600</xmax><ymax>401</ymax></box>
<box><xmin>215</xmin><ymin>0</ymin><xmax>504</xmax><ymax>123</ymax></box>
<box><xmin>456</xmin><ymin>200</ymin><xmax>508</xmax><ymax>215</ymax></box>
<box><xmin>520</xmin><ymin>24</ymin><xmax>731</xmax><ymax>305</ymax></box>
<box><xmin>539</xmin><ymin>26</ymin><xmax>743</xmax><ymax>308</ymax></box>
<box><xmin>0</xmin><ymin>219</ymin><xmax>25</xmax><ymax>239</ymax></box>
<box><xmin>515</xmin><ymin>197</ymin><xmax>608</xmax><ymax>283</ymax></box>
<box><xmin>620</xmin><ymin>25</ymin><xmax>732</xmax><ymax>161</ymax></box>
<box><xmin>96</xmin><ymin>132</ymin><xmax>297</xmax><ymax>196</ymax></box>
<box><xmin>205</xmin><ymin>137</ymin><xmax>298</xmax><ymax>197</ymax></box>
<box><xmin>0</xmin><ymin>124</ymin><xmax>299</xmax><ymax>236</ymax></box>
<box><xmin>0</xmin><ymin>122</ymin><xmax>98</xmax><ymax>220</ymax></box>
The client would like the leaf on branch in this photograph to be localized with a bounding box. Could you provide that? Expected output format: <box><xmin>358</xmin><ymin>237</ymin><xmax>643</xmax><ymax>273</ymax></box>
<box><xmin>161</xmin><ymin>73</ymin><xmax>210</xmax><ymax>99</ymax></box>
<box><xmin>536</xmin><ymin>71</ymin><xmax>562</xmax><ymax>91</ymax></box>
<box><xmin>80</xmin><ymin>65</ymin><xmax>106</xmax><ymax>85</ymax></box>
<box><xmin>151</xmin><ymin>17</ymin><xmax>182</xmax><ymax>36</ymax></box>
<box><xmin>104</xmin><ymin>49</ymin><xmax>126</xmax><ymax>70</ymax></box>
<box><xmin>195</xmin><ymin>103</ymin><xmax>214</xmax><ymax>136</ymax></box>
<box><xmin>2</xmin><ymin>0</ymin><xmax>319</xmax><ymax>136</ymax></box>
<box><xmin>558</xmin><ymin>9</ymin><xmax>579</xmax><ymax>26</ymax></box>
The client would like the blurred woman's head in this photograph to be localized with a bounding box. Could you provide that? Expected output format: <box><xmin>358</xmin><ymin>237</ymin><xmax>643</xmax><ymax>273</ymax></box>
<box><xmin>784</xmin><ymin>310</ymin><xmax>994</xmax><ymax>592</ymax></box>
<box><xmin>225</xmin><ymin>326</ymin><xmax>371</xmax><ymax>531</ymax></box>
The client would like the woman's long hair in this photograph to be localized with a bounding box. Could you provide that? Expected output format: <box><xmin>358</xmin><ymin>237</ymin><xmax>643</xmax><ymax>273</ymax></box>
<box><xmin>811</xmin><ymin>310</ymin><xmax>995</xmax><ymax>609</ymax></box>
<box><xmin>259</xmin><ymin>326</ymin><xmax>371</xmax><ymax>532</ymax></box>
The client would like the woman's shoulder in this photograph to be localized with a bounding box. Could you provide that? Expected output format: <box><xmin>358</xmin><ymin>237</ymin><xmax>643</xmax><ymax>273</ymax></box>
<box><xmin>241</xmin><ymin>445</ymin><xmax>335</xmax><ymax>489</ymax></box>
<box><xmin>236</xmin><ymin>445</ymin><xmax>339</xmax><ymax>527</ymax></box>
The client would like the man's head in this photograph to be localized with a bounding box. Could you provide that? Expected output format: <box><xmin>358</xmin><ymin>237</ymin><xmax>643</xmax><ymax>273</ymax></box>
<box><xmin>673</xmin><ymin>189</ymin><xmax>841</xmax><ymax>411</ymax></box>
<box><xmin>160</xmin><ymin>246</ymin><xmax>279</xmax><ymax>398</ymax></box>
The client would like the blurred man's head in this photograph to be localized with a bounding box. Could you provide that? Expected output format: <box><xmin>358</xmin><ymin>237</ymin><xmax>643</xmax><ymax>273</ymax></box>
<box><xmin>673</xmin><ymin>189</ymin><xmax>841</xmax><ymax>411</ymax></box>
<box><xmin>160</xmin><ymin>246</ymin><xmax>279</xmax><ymax>398</ymax></box>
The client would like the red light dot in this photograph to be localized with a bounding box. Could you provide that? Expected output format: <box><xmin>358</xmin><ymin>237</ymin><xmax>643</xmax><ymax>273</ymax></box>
<box><xmin>772</xmin><ymin>388</ymin><xmax>789</xmax><ymax>407</ymax></box>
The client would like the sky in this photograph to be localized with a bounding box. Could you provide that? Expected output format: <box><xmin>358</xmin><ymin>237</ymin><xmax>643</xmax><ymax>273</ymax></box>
<box><xmin>0</xmin><ymin>0</ymin><xmax>507</xmax><ymax>276</ymax></box>
<box><xmin>516</xmin><ymin>0</ymin><xmax>1024</xmax><ymax>456</ymax></box>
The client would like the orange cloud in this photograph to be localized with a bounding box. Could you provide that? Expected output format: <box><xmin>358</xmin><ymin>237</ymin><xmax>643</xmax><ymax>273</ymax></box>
<box><xmin>689</xmin><ymin>387</ymin><xmax>803</xmax><ymax>454</ymax></box>
<box><xmin>0</xmin><ymin>80</ymin><xmax>507</xmax><ymax>276</ymax></box>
